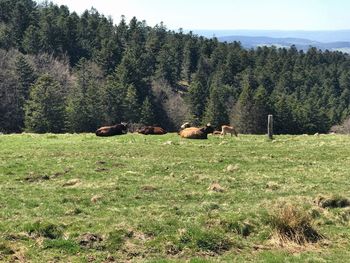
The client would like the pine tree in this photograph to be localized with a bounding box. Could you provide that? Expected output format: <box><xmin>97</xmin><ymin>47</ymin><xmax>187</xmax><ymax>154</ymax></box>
<box><xmin>232</xmin><ymin>71</ymin><xmax>257</xmax><ymax>133</ymax></box>
<box><xmin>0</xmin><ymin>51</ymin><xmax>22</xmax><ymax>132</ymax></box>
<box><xmin>155</xmin><ymin>41</ymin><xmax>180</xmax><ymax>86</ymax></box>
<box><xmin>252</xmin><ymin>85</ymin><xmax>270</xmax><ymax>134</ymax></box>
<box><xmin>15</xmin><ymin>55</ymin><xmax>36</xmax><ymax>101</ymax></box>
<box><xmin>140</xmin><ymin>96</ymin><xmax>156</xmax><ymax>125</ymax></box>
<box><xmin>186</xmin><ymin>56</ymin><xmax>212</xmax><ymax>125</ymax></box>
<box><xmin>187</xmin><ymin>74</ymin><xmax>208</xmax><ymax>125</ymax></box>
<box><xmin>222</xmin><ymin>48</ymin><xmax>241</xmax><ymax>85</ymax></box>
<box><xmin>15</xmin><ymin>54</ymin><xmax>36</xmax><ymax>130</ymax></box>
<box><xmin>66</xmin><ymin>59</ymin><xmax>106</xmax><ymax>132</ymax></box>
<box><xmin>124</xmin><ymin>84</ymin><xmax>140</xmax><ymax>123</ymax></box>
<box><xmin>25</xmin><ymin>74</ymin><xmax>66</xmax><ymax>133</ymax></box>
<box><xmin>104</xmin><ymin>77</ymin><xmax>126</xmax><ymax>124</ymax></box>
<box><xmin>203</xmin><ymin>85</ymin><xmax>230</xmax><ymax>129</ymax></box>
<box><xmin>181</xmin><ymin>36</ymin><xmax>199</xmax><ymax>83</ymax></box>
<box><xmin>22</xmin><ymin>25</ymin><xmax>41</xmax><ymax>54</ymax></box>
<box><xmin>272</xmin><ymin>93</ymin><xmax>296</xmax><ymax>134</ymax></box>
<box><xmin>10</xmin><ymin>0</ymin><xmax>36</xmax><ymax>48</ymax></box>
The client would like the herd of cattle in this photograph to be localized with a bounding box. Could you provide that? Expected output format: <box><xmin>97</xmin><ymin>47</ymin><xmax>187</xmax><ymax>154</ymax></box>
<box><xmin>95</xmin><ymin>122</ymin><xmax>238</xmax><ymax>139</ymax></box>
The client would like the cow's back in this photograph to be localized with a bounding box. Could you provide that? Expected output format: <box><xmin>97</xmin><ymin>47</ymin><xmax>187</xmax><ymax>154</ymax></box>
<box><xmin>179</xmin><ymin>127</ymin><xmax>208</xmax><ymax>139</ymax></box>
<box><xmin>153</xmin><ymin>127</ymin><xmax>167</xmax><ymax>135</ymax></box>
<box><xmin>95</xmin><ymin>124</ymin><xmax>127</xmax><ymax>136</ymax></box>
<box><xmin>138</xmin><ymin>126</ymin><xmax>167</xmax><ymax>135</ymax></box>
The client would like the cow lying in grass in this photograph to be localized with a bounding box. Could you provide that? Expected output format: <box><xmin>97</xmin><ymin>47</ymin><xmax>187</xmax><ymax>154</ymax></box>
<box><xmin>95</xmin><ymin>123</ymin><xmax>128</xmax><ymax>136</ymax></box>
<box><xmin>137</xmin><ymin>126</ymin><xmax>167</xmax><ymax>135</ymax></box>
<box><xmin>179</xmin><ymin>123</ymin><xmax>214</xmax><ymax>139</ymax></box>
<box><xmin>221</xmin><ymin>125</ymin><xmax>238</xmax><ymax>137</ymax></box>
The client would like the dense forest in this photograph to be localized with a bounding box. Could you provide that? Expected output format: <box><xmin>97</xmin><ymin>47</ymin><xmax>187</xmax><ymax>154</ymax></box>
<box><xmin>1</xmin><ymin>0</ymin><xmax>350</xmax><ymax>134</ymax></box>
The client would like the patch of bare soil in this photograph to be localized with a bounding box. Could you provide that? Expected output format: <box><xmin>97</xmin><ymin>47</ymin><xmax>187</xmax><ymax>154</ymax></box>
<box><xmin>314</xmin><ymin>195</ymin><xmax>350</xmax><ymax>208</ymax></box>
<box><xmin>141</xmin><ymin>185</ymin><xmax>157</xmax><ymax>191</ymax></box>
<box><xmin>77</xmin><ymin>233</ymin><xmax>103</xmax><ymax>249</ymax></box>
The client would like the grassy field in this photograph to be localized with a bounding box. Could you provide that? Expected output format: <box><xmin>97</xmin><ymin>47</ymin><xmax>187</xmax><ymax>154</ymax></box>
<box><xmin>1</xmin><ymin>133</ymin><xmax>350</xmax><ymax>262</ymax></box>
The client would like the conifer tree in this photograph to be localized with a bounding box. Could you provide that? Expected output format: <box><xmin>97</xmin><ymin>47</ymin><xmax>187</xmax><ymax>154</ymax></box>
<box><xmin>124</xmin><ymin>84</ymin><xmax>140</xmax><ymax>123</ymax></box>
<box><xmin>140</xmin><ymin>96</ymin><xmax>156</xmax><ymax>125</ymax></box>
<box><xmin>22</xmin><ymin>25</ymin><xmax>41</xmax><ymax>54</ymax></box>
<box><xmin>25</xmin><ymin>74</ymin><xmax>66</xmax><ymax>133</ymax></box>
<box><xmin>104</xmin><ymin>77</ymin><xmax>126</xmax><ymax>124</ymax></box>
<box><xmin>66</xmin><ymin>59</ymin><xmax>105</xmax><ymax>132</ymax></box>
<box><xmin>272</xmin><ymin>93</ymin><xmax>299</xmax><ymax>134</ymax></box>
<box><xmin>187</xmin><ymin>75</ymin><xmax>208</xmax><ymax>125</ymax></box>
<box><xmin>15</xmin><ymin>54</ymin><xmax>36</xmax><ymax>130</ymax></box>
<box><xmin>203</xmin><ymin>85</ymin><xmax>230</xmax><ymax>129</ymax></box>
<box><xmin>232</xmin><ymin>71</ymin><xmax>257</xmax><ymax>133</ymax></box>
<box><xmin>252</xmin><ymin>85</ymin><xmax>270</xmax><ymax>134</ymax></box>
<box><xmin>181</xmin><ymin>36</ymin><xmax>199</xmax><ymax>83</ymax></box>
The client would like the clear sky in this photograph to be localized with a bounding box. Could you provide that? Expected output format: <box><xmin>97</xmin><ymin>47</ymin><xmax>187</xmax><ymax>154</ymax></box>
<box><xmin>37</xmin><ymin>0</ymin><xmax>350</xmax><ymax>30</ymax></box>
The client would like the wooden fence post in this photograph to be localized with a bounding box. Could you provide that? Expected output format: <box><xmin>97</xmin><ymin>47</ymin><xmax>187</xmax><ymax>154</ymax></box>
<box><xmin>268</xmin><ymin>114</ymin><xmax>273</xmax><ymax>140</ymax></box>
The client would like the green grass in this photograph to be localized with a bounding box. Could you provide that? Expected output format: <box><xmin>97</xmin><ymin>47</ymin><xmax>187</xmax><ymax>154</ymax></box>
<box><xmin>0</xmin><ymin>133</ymin><xmax>350</xmax><ymax>262</ymax></box>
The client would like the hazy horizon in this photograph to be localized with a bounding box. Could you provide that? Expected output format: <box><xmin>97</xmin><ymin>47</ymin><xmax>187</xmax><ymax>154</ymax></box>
<box><xmin>187</xmin><ymin>29</ymin><xmax>350</xmax><ymax>42</ymax></box>
<box><xmin>37</xmin><ymin>0</ymin><xmax>350</xmax><ymax>31</ymax></box>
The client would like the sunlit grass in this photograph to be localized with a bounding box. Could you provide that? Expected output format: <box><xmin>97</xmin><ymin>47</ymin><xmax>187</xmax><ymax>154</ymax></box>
<box><xmin>0</xmin><ymin>133</ymin><xmax>350</xmax><ymax>262</ymax></box>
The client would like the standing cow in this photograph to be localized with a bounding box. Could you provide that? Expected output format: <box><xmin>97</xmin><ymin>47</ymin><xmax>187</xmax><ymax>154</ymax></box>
<box><xmin>221</xmin><ymin>125</ymin><xmax>238</xmax><ymax>137</ymax></box>
<box><xmin>95</xmin><ymin>123</ymin><xmax>128</xmax><ymax>136</ymax></box>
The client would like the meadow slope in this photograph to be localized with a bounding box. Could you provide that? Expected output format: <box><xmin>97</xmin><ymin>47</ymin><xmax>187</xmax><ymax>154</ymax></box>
<box><xmin>0</xmin><ymin>133</ymin><xmax>350</xmax><ymax>262</ymax></box>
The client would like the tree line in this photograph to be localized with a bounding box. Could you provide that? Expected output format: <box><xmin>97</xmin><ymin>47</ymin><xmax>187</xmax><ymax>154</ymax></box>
<box><xmin>1</xmin><ymin>0</ymin><xmax>350</xmax><ymax>134</ymax></box>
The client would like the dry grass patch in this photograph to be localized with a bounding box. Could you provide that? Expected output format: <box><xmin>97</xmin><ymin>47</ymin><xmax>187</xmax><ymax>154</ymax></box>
<box><xmin>90</xmin><ymin>195</ymin><xmax>103</xmax><ymax>203</ymax></box>
<box><xmin>0</xmin><ymin>241</ymin><xmax>15</xmax><ymax>256</ymax></box>
<box><xmin>62</xmin><ymin>178</ymin><xmax>80</xmax><ymax>187</ymax></box>
<box><xmin>141</xmin><ymin>185</ymin><xmax>158</xmax><ymax>191</ymax></box>
<box><xmin>266</xmin><ymin>181</ymin><xmax>280</xmax><ymax>191</ymax></box>
<box><xmin>225</xmin><ymin>164</ymin><xmax>239</xmax><ymax>173</ymax></box>
<box><xmin>208</xmin><ymin>182</ymin><xmax>225</xmax><ymax>193</ymax></box>
<box><xmin>269</xmin><ymin>204</ymin><xmax>324</xmax><ymax>247</ymax></box>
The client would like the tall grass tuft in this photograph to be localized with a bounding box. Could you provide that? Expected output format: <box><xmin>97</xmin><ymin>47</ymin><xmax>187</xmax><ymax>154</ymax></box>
<box><xmin>269</xmin><ymin>204</ymin><xmax>324</xmax><ymax>245</ymax></box>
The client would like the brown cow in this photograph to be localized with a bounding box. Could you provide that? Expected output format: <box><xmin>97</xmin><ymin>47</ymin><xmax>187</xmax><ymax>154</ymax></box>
<box><xmin>179</xmin><ymin>123</ymin><xmax>214</xmax><ymax>139</ymax></box>
<box><xmin>221</xmin><ymin>125</ymin><xmax>238</xmax><ymax>137</ymax></box>
<box><xmin>137</xmin><ymin>126</ymin><xmax>167</xmax><ymax>135</ymax></box>
<box><xmin>95</xmin><ymin>123</ymin><xmax>128</xmax><ymax>136</ymax></box>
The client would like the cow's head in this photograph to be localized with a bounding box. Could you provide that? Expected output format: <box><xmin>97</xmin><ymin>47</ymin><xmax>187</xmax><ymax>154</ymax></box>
<box><xmin>203</xmin><ymin>123</ymin><xmax>214</xmax><ymax>134</ymax></box>
<box><xmin>120</xmin><ymin>122</ymin><xmax>128</xmax><ymax>133</ymax></box>
<box><xmin>181</xmin><ymin>122</ymin><xmax>191</xmax><ymax>129</ymax></box>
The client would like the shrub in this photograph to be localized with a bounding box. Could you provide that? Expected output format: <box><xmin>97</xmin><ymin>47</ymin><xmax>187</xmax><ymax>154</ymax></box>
<box><xmin>329</xmin><ymin>117</ymin><xmax>350</xmax><ymax>134</ymax></box>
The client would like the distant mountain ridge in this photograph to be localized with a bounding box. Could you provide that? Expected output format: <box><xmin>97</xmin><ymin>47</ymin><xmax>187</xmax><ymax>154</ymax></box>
<box><xmin>188</xmin><ymin>29</ymin><xmax>350</xmax><ymax>53</ymax></box>
<box><xmin>217</xmin><ymin>35</ymin><xmax>350</xmax><ymax>53</ymax></box>
<box><xmin>190</xmin><ymin>29</ymin><xmax>350</xmax><ymax>42</ymax></box>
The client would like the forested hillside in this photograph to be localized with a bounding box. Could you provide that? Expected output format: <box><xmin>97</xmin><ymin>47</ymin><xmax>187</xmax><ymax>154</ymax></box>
<box><xmin>1</xmin><ymin>0</ymin><xmax>350</xmax><ymax>134</ymax></box>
